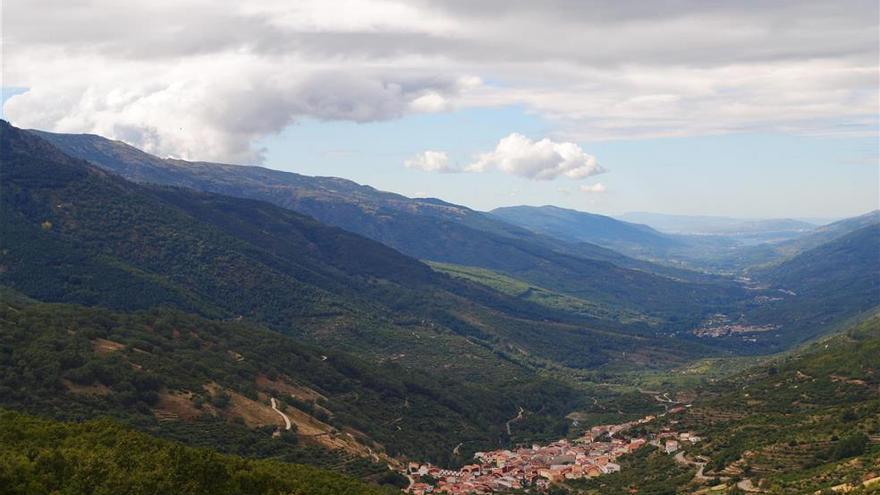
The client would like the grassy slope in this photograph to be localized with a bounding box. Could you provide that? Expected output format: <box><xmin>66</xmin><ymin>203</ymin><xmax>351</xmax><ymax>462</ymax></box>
<box><xmin>427</xmin><ymin>261</ymin><xmax>657</xmax><ymax>324</ymax></box>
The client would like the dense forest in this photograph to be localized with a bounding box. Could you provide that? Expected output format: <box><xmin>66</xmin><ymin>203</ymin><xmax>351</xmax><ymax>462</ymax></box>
<box><xmin>0</xmin><ymin>292</ymin><xmax>591</xmax><ymax>466</ymax></box>
<box><xmin>0</xmin><ymin>410</ymin><xmax>395</xmax><ymax>495</ymax></box>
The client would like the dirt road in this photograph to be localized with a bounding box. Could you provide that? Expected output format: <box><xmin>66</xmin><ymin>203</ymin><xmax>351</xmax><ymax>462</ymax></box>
<box><xmin>270</xmin><ymin>397</ymin><xmax>292</xmax><ymax>431</ymax></box>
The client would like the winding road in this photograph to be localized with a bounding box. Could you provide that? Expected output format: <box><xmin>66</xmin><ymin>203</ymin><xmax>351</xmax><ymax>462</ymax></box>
<box><xmin>270</xmin><ymin>397</ymin><xmax>292</xmax><ymax>431</ymax></box>
<box><xmin>674</xmin><ymin>451</ymin><xmax>709</xmax><ymax>481</ymax></box>
<box><xmin>506</xmin><ymin>407</ymin><xmax>525</xmax><ymax>435</ymax></box>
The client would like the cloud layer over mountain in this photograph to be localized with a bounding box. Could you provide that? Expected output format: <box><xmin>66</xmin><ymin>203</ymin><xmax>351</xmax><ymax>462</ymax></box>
<box><xmin>5</xmin><ymin>0</ymin><xmax>878</xmax><ymax>163</ymax></box>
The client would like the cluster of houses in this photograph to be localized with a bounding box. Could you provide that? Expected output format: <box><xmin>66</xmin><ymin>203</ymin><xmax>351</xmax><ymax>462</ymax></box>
<box><xmin>649</xmin><ymin>430</ymin><xmax>702</xmax><ymax>454</ymax></box>
<box><xmin>691</xmin><ymin>322</ymin><xmax>779</xmax><ymax>338</ymax></box>
<box><xmin>404</xmin><ymin>412</ymin><xmax>701</xmax><ymax>494</ymax></box>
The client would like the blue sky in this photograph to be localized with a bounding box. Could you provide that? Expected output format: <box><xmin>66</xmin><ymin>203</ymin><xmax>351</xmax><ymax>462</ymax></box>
<box><xmin>257</xmin><ymin>106</ymin><xmax>878</xmax><ymax>219</ymax></box>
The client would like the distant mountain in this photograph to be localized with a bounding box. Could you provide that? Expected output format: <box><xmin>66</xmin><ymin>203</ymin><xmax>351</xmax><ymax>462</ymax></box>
<box><xmin>771</xmin><ymin>209</ymin><xmax>880</xmax><ymax>256</ymax></box>
<box><xmin>31</xmin><ymin>126</ymin><xmax>742</xmax><ymax>319</ymax></box>
<box><xmin>490</xmin><ymin>205</ymin><xmax>681</xmax><ymax>255</ymax></box>
<box><xmin>619</xmin><ymin>212</ymin><xmax>816</xmax><ymax>244</ymax></box>
<box><xmin>488</xmin><ymin>206</ymin><xmax>786</xmax><ymax>273</ymax></box>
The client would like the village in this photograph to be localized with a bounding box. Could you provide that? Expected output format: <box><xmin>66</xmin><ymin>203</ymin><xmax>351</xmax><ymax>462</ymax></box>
<box><xmin>403</xmin><ymin>407</ymin><xmax>701</xmax><ymax>494</ymax></box>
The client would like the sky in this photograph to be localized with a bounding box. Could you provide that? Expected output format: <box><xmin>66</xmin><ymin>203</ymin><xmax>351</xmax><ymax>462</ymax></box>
<box><xmin>3</xmin><ymin>0</ymin><xmax>878</xmax><ymax>218</ymax></box>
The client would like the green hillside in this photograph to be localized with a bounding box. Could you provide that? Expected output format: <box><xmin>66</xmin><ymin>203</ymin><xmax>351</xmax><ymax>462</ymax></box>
<box><xmin>0</xmin><ymin>409</ymin><xmax>394</xmax><ymax>495</ymax></box>
<box><xmin>1</xmin><ymin>120</ymin><xmax>715</xmax><ymax>466</ymax></box>
<box><xmin>744</xmin><ymin>224</ymin><xmax>880</xmax><ymax>346</ymax></box>
<box><xmin>2</xmin><ymin>120</ymin><xmax>875</xmax><ymax>493</ymax></box>
<box><xmin>427</xmin><ymin>261</ymin><xmax>656</xmax><ymax>324</ymax></box>
<box><xmin>0</xmin><ymin>294</ymin><xmax>584</xmax><ymax>466</ymax></box>
<box><xmin>561</xmin><ymin>316</ymin><xmax>880</xmax><ymax>494</ymax></box>
<box><xmin>3</xmin><ymin>120</ymin><xmax>723</xmax><ymax>372</ymax></box>
<box><xmin>685</xmin><ymin>315</ymin><xmax>880</xmax><ymax>493</ymax></box>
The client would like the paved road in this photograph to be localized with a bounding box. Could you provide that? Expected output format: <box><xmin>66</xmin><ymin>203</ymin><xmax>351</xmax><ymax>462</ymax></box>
<box><xmin>270</xmin><ymin>397</ymin><xmax>292</xmax><ymax>431</ymax></box>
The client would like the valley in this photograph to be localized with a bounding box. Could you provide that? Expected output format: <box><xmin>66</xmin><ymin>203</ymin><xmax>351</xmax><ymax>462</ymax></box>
<box><xmin>0</xmin><ymin>120</ymin><xmax>877</xmax><ymax>494</ymax></box>
<box><xmin>4</xmin><ymin>2</ymin><xmax>878</xmax><ymax>494</ymax></box>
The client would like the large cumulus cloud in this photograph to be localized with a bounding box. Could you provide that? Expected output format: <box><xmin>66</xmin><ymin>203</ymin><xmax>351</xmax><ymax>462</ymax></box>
<box><xmin>467</xmin><ymin>134</ymin><xmax>603</xmax><ymax>180</ymax></box>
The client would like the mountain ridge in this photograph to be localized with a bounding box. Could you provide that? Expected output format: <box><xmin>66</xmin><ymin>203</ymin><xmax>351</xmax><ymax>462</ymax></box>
<box><xmin>29</xmin><ymin>125</ymin><xmax>744</xmax><ymax>320</ymax></box>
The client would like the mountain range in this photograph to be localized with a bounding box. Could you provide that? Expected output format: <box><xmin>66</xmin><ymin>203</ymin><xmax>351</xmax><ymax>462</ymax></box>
<box><xmin>490</xmin><ymin>205</ymin><xmax>681</xmax><ymax>257</ymax></box>
<box><xmin>618</xmin><ymin>211</ymin><xmax>819</xmax><ymax>237</ymax></box>
<box><xmin>1</xmin><ymin>119</ymin><xmax>729</xmax><ymax>464</ymax></box>
<box><xmin>31</xmin><ymin>129</ymin><xmax>741</xmax><ymax>314</ymax></box>
<box><xmin>1</xmin><ymin>119</ymin><xmax>877</xmax><ymax>493</ymax></box>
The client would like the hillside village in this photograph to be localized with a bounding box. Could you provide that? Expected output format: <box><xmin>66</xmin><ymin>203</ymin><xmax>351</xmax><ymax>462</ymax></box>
<box><xmin>403</xmin><ymin>408</ymin><xmax>701</xmax><ymax>494</ymax></box>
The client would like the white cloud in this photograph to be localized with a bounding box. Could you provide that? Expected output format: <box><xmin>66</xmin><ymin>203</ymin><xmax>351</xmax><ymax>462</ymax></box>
<box><xmin>579</xmin><ymin>183</ymin><xmax>606</xmax><ymax>193</ymax></box>
<box><xmin>466</xmin><ymin>133</ymin><xmax>604</xmax><ymax>180</ymax></box>
<box><xmin>3</xmin><ymin>53</ymin><xmax>478</xmax><ymax>163</ymax></box>
<box><xmin>3</xmin><ymin>0</ymin><xmax>877</xmax><ymax>162</ymax></box>
<box><xmin>404</xmin><ymin>150</ymin><xmax>457</xmax><ymax>172</ymax></box>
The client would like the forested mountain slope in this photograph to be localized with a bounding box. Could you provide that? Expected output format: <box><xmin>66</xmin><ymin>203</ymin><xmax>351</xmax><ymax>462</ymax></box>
<box><xmin>32</xmin><ymin>127</ymin><xmax>743</xmax><ymax>318</ymax></box>
<box><xmin>565</xmin><ymin>316</ymin><xmax>880</xmax><ymax>495</ymax></box>
<box><xmin>682</xmin><ymin>315</ymin><xmax>880</xmax><ymax>493</ymax></box>
<box><xmin>0</xmin><ymin>409</ymin><xmax>395</xmax><ymax>495</ymax></box>
<box><xmin>0</xmin><ymin>294</ymin><xmax>584</xmax><ymax>465</ymax></box>
<box><xmin>0</xmin><ymin>119</ymin><xmax>732</xmax><ymax>466</ymax></box>
<box><xmin>743</xmin><ymin>224</ymin><xmax>880</xmax><ymax>345</ymax></box>
<box><xmin>2</xmin><ymin>120</ymin><xmax>718</xmax><ymax>374</ymax></box>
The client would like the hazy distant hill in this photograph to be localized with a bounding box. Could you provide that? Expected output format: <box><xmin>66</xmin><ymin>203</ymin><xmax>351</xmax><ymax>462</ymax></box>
<box><xmin>771</xmin><ymin>209</ymin><xmax>880</xmax><ymax>256</ymax></box>
<box><xmin>489</xmin><ymin>206</ymin><xmax>794</xmax><ymax>273</ymax></box>
<box><xmin>619</xmin><ymin>212</ymin><xmax>818</xmax><ymax>237</ymax></box>
<box><xmin>490</xmin><ymin>205</ymin><xmax>681</xmax><ymax>254</ymax></box>
<box><xmin>31</xmin><ymin>127</ymin><xmax>741</xmax><ymax>319</ymax></box>
<box><xmin>619</xmin><ymin>212</ymin><xmax>819</xmax><ymax>253</ymax></box>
